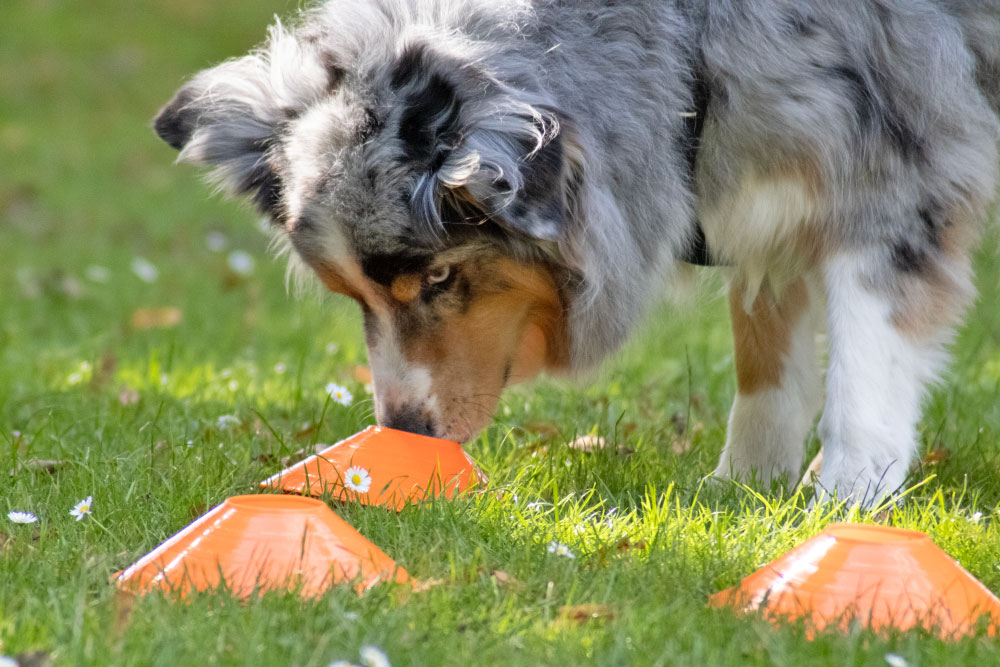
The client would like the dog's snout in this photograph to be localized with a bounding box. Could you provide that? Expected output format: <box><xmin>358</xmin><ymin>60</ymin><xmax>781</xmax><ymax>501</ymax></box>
<box><xmin>381</xmin><ymin>404</ymin><xmax>437</xmax><ymax>438</ymax></box>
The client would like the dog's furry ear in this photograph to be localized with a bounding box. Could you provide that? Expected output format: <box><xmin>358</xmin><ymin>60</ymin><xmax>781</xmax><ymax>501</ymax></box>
<box><xmin>393</xmin><ymin>45</ymin><xmax>574</xmax><ymax>243</ymax></box>
<box><xmin>153</xmin><ymin>24</ymin><xmax>334</xmax><ymax>216</ymax></box>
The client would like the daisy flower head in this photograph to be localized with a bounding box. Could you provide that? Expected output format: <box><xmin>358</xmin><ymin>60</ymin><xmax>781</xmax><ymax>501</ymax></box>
<box><xmin>884</xmin><ymin>654</ymin><xmax>911</xmax><ymax>667</ymax></box>
<box><xmin>216</xmin><ymin>414</ymin><xmax>241</xmax><ymax>430</ymax></box>
<box><xmin>227</xmin><ymin>250</ymin><xmax>255</xmax><ymax>276</ymax></box>
<box><xmin>360</xmin><ymin>646</ymin><xmax>391</xmax><ymax>667</ymax></box>
<box><xmin>8</xmin><ymin>511</ymin><xmax>38</xmax><ymax>524</ymax></box>
<box><xmin>70</xmin><ymin>496</ymin><xmax>93</xmax><ymax>521</ymax></box>
<box><xmin>131</xmin><ymin>257</ymin><xmax>159</xmax><ymax>283</ymax></box>
<box><xmin>546</xmin><ymin>541</ymin><xmax>575</xmax><ymax>559</ymax></box>
<box><xmin>343</xmin><ymin>466</ymin><xmax>372</xmax><ymax>494</ymax></box>
<box><xmin>325</xmin><ymin>383</ymin><xmax>353</xmax><ymax>407</ymax></box>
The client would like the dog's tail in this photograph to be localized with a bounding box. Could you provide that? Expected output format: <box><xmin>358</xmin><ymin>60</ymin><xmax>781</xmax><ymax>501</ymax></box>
<box><xmin>939</xmin><ymin>0</ymin><xmax>1000</xmax><ymax>113</ymax></box>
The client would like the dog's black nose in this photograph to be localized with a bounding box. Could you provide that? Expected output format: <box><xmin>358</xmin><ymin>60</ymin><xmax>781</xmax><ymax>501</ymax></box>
<box><xmin>382</xmin><ymin>405</ymin><xmax>437</xmax><ymax>438</ymax></box>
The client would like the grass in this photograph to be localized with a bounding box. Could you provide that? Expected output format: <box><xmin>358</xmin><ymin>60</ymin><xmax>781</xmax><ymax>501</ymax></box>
<box><xmin>2</xmin><ymin>1</ymin><xmax>1000</xmax><ymax>664</ymax></box>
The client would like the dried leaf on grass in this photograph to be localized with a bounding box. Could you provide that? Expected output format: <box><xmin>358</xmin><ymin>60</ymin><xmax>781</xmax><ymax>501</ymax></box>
<box><xmin>557</xmin><ymin>603</ymin><xmax>616</xmax><ymax>624</ymax></box>
<box><xmin>671</xmin><ymin>439</ymin><xmax>692</xmax><ymax>455</ymax></box>
<box><xmin>520</xmin><ymin>420</ymin><xmax>562</xmax><ymax>439</ymax></box>
<box><xmin>477</xmin><ymin>568</ymin><xmax>524</xmax><ymax>591</ymax></box>
<box><xmin>922</xmin><ymin>448</ymin><xmax>951</xmax><ymax>466</ymax></box>
<box><xmin>92</xmin><ymin>352</ymin><xmax>118</xmax><ymax>388</ymax></box>
<box><xmin>294</xmin><ymin>423</ymin><xmax>318</xmax><ymax>441</ymax></box>
<box><xmin>797</xmin><ymin>451</ymin><xmax>824</xmax><ymax>490</ymax></box>
<box><xmin>130</xmin><ymin>307</ymin><xmax>182</xmax><ymax>330</ymax></box>
<box><xmin>565</xmin><ymin>435</ymin><xmax>634</xmax><ymax>456</ymax></box>
<box><xmin>14</xmin><ymin>652</ymin><xmax>52</xmax><ymax>667</ymax></box>
<box><xmin>394</xmin><ymin>577</ymin><xmax>446</xmax><ymax>604</ymax></box>
<box><xmin>12</xmin><ymin>459</ymin><xmax>69</xmax><ymax>475</ymax></box>
<box><xmin>118</xmin><ymin>387</ymin><xmax>139</xmax><ymax>405</ymax></box>
<box><xmin>112</xmin><ymin>589</ymin><xmax>137</xmax><ymax>640</ymax></box>
<box><xmin>615</xmin><ymin>538</ymin><xmax>648</xmax><ymax>553</ymax></box>
<box><xmin>567</xmin><ymin>435</ymin><xmax>606</xmax><ymax>452</ymax></box>
<box><xmin>411</xmin><ymin>578</ymin><xmax>446</xmax><ymax>593</ymax></box>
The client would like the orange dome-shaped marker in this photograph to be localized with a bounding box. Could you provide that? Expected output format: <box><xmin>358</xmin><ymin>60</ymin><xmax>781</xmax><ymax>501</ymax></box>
<box><xmin>260</xmin><ymin>426</ymin><xmax>486</xmax><ymax>511</ymax></box>
<box><xmin>115</xmin><ymin>495</ymin><xmax>407</xmax><ymax>598</ymax></box>
<box><xmin>710</xmin><ymin>523</ymin><xmax>1000</xmax><ymax>638</ymax></box>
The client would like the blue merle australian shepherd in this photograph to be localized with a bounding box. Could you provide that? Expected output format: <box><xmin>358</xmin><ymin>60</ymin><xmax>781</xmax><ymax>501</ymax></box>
<box><xmin>154</xmin><ymin>0</ymin><xmax>1000</xmax><ymax>506</ymax></box>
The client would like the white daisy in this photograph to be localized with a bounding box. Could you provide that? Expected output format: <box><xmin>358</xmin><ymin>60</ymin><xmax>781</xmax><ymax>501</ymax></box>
<box><xmin>216</xmin><ymin>414</ymin><xmax>241</xmax><ymax>430</ymax></box>
<box><xmin>227</xmin><ymin>250</ymin><xmax>255</xmax><ymax>276</ymax></box>
<box><xmin>546</xmin><ymin>541</ymin><xmax>575</xmax><ymax>559</ymax></box>
<box><xmin>344</xmin><ymin>466</ymin><xmax>372</xmax><ymax>494</ymax></box>
<box><xmin>884</xmin><ymin>654</ymin><xmax>911</xmax><ymax>667</ymax></box>
<box><xmin>205</xmin><ymin>231</ymin><xmax>228</xmax><ymax>252</ymax></box>
<box><xmin>84</xmin><ymin>265</ymin><xmax>111</xmax><ymax>283</ymax></box>
<box><xmin>70</xmin><ymin>496</ymin><xmax>93</xmax><ymax>521</ymax></box>
<box><xmin>359</xmin><ymin>646</ymin><xmax>391</xmax><ymax>667</ymax></box>
<box><xmin>274</xmin><ymin>362</ymin><xmax>288</xmax><ymax>374</ymax></box>
<box><xmin>131</xmin><ymin>257</ymin><xmax>159</xmax><ymax>283</ymax></box>
<box><xmin>325</xmin><ymin>342</ymin><xmax>340</xmax><ymax>355</ymax></box>
<box><xmin>8</xmin><ymin>511</ymin><xmax>38</xmax><ymax>524</ymax></box>
<box><xmin>325</xmin><ymin>383</ymin><xmax>353</xmax><ymax>407</ymax></box>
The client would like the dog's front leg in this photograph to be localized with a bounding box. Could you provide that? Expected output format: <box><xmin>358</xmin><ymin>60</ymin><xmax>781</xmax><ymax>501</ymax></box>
<box><xmin>815</xmin><ymin>252</ymin><xmax>966</xmax><ymax>507</ymax></box>
<box><xmin>713</xmin><ymin>276</ymin><xmax>823</xmax><ymax>489</ymax></box>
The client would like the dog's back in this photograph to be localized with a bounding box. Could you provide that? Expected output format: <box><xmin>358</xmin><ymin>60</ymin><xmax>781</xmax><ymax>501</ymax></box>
<box><xmin>936</xmin><ymin>0</ymin><xmax>1000</xmax><ymax>111</ymax></box>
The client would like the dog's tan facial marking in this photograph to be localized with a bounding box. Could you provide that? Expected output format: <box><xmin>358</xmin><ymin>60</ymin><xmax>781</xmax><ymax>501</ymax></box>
<box><xmin>729</xmin><ymin>277</ymin><xmax>808</xmax><ymax>394</ymax></box>
<box><xmin>314</xmin><ymin>261</ymin><xmax>365</xmax><ymax>303</ymax></box>
<box><xmin>392</xmin><ymin>257</ymin><xmax>566</xmax><ymax>440</ymax></box>
<box><xmin>390</xmin><ymin>273</ymin><xmax>423</xmax><ymax>303</ymax></box>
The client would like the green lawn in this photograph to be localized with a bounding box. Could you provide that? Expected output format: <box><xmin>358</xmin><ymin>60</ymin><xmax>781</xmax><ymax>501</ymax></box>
<box><xmin>3</xmin><ymin>1</ymin><xmax>1000</xmax><ymax>665</ymax></box>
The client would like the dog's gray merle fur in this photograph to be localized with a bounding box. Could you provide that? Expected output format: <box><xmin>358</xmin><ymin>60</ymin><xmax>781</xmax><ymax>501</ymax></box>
<box><xmin>155</xmin><ymin>0</ymin><xmax>1000</xmax><ymax>505</ymax></box>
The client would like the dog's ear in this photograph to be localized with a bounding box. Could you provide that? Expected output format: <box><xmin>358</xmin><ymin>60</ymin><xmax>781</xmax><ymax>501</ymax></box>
<box><xmin>393</xmin><ymin>45</ymin><xmax>574</xmax><ymax>243</ymax></box>
<box><xmin>153</xmin><ymin>26</ymin><xmax>335</xmax><ymax>217</ymax></box>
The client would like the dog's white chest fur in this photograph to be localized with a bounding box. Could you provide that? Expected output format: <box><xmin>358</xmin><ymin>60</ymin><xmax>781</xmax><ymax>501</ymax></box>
<box><xmin>699</xmin><ymin>172</ymin><xmax>819</xmax><ymax>306</ymax></box>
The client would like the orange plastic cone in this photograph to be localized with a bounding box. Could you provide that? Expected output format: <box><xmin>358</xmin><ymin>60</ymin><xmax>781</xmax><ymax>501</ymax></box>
<box><xmin>115</xmin><ymin>494</ymin><xmax>407</xmax><ymax>598</ymax></box>
<box><xmin>710</xmin><ymin>523</ymin><xmax>1000</xmax><ymax>638</ymax></box>
<box><xmin>260</xmin><ymin>426</ymin><xmax>486</xmax><ymax>511</ymax></box>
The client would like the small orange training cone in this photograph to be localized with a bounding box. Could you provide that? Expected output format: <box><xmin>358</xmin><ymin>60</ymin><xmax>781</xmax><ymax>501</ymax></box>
<box><xmin>260</xmin><ymin>426</ymin><xmax>486</xmax><ymax>511</ymax></box>
<box><xmin>710</xmin><ymin>523</ymin><xmax>1000</xmax><ymax>638</ymax></box>
<box><xmin>115</xmin><ymin>494</ymin><xmax>407</xmax><ymax>598</ymax></box>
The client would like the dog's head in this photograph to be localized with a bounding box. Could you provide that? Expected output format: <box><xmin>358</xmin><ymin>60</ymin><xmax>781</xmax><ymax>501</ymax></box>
<box><xmin>153</xmin><ymin>15</ymin><xmax>581</xmax><ymax>441</ymax></box>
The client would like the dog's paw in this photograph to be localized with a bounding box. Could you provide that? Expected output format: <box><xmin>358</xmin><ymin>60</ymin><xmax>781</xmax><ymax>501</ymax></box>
<box><xmin>810</xmin><ymin>455</ymin><xmax>908</xmax><ymax>509</ymax></box>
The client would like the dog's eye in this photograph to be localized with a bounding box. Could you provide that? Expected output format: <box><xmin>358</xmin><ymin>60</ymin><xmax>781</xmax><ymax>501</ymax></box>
<box><xmin>426</xmin><ymin>265</ymin><xmax>451</xmax><ymax>285</ymax></box>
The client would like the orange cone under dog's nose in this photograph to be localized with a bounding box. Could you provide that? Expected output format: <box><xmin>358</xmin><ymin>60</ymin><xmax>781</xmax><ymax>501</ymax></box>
<box><xmin>260</xmin><ymin>426</ymin><xmax>486</xmax><ymax>511</ymax></box>
<box><xmin>115</xmin><ymin>494</ymin><xmax>407</xmax><ymax>598</ymax></box>
<box><xmin>710</xmin><ymin>523</ymin><xmax>1000</xmax><ymax>638</ymax></box>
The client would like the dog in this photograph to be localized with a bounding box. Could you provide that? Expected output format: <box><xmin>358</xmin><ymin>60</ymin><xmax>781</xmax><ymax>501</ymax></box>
<box><xmin>153</xmin><ymin>0</ymin><xmax>1000</xmax><ymax>506</ymax></box>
